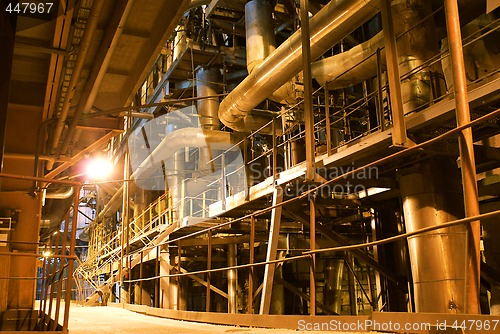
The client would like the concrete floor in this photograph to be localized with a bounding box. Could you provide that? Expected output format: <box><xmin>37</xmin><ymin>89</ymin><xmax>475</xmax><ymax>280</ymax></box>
<box><xmin>66</xmin><ymin>306</ymin><xmax>379</xmax><ymax>334</ymax></box>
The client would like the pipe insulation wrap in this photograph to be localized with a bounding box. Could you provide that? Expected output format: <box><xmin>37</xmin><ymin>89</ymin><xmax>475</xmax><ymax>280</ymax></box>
<box><xmin>218</xmin><ymin>0</ymin><xmax>381</xmax><ymax>132</ymax></box>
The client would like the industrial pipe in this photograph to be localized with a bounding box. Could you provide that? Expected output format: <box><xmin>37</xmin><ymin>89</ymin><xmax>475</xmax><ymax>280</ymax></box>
<box><xmin>312</xmin><ymin>31</ymin><xmax>385</xmax><ymax>89</ymax></box>
<box><xmin>399</xmin><ymin>156</ymin><xmax>468</xmax><ymax>313</ymax></box>
<box><xmin>218</xmin><ymin>0</ymin><xmax>381</xmax><ymax>133</ymax></box>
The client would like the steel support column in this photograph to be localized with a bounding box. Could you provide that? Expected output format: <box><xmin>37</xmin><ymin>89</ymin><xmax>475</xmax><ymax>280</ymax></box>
<box><xmin>206</xmin><ymin>230</ymin><xmax>212</xmax><ymax>312</ymax></box>
<box><xmin>0</xmin><ymin>6</ymin><xmax>16</xmax><ymax>173</ymax></box>
<box><xmin>120</xmin><ymin>138</ymin><xmax>131</xmax><ymax>304</ymax></box>
<box><xmin>62</xmin><ymin>185</ymin><xmax>81</xmax><ymax>333</ymax></box>
<box><xmin>248</xmin><ymin>215</ymin><xmax>255</xmax><ymax>314</ymax></box>
<box><xmin>380</xmin><ymin>0</ymin><xmax>410</xmax><ymax>147</ymax></box>
<box><xmin>259</xmin><ymin>186</ymin><xmax>283</xmax><ymax>314</ymax></box>
<box><xmin>309</xmin><ymin>197</ymin><xmax>316</xmax><ymax>315</ymax></box>
<box><xmin>444</xmin><ymin>0</ymin><xmax>480</xmax><ymax>314</ymax></box>
<box><xmin>300</xmin><ymin>0</ymin><xmax>315</xmax><ymax>181</ymax></box>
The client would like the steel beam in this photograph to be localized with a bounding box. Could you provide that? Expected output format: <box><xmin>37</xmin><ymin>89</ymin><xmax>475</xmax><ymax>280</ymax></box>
<box><xmin>380</xmin><ymin>0</ymin><xmax>410</xmax><ymax>147</ymax></box>
<box><xmin>0</xmin><ymin>6</ymin><xmax>16</xmax><ymax>173</ymax></box>
<box><xmin>444</xmin><ymin>0</ymin><xmax>481</xmax><ymax>314</ymax></box>
<box><xmin>259</xmin><ymin>186</ymin><xmax>283</xmax><ymax>314</ymax></box>
<box><xmin>282</xmin><ymin>208</ymin><xmax>404</xmax><ymax>288</ymax></box>
<box><xmin>300</xmin><ymin>0</ymin><xmax>316</xmax><ymax>181</ymax></box>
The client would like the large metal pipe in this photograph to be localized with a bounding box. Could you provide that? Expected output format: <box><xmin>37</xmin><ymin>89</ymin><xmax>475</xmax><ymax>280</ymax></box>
<box><xmin>132</xmin><ymin>128</ymin><xmax>239</xmax><ymax>182</ymax></box>
<box><xmin>312</xmin><ymin>31</ymin><xmax>385</xmax><ymax>89</ymax></box>
<box><xmin>245</xmin><ymin>0</ymin><xmax>276</xmax><ymax>74</ymax></box>
<box><xmin>324</xmin><ymin>258</ymin><xmax>344</xmax><ymax>314</ymax></box>
<box><xmin>196</xmin><ymin>67</ymin><xmax>221</xmax><ymax>131</ymax></box>
<box><xmin>399</xmin><ymin>156</ymin><xmax>468</xmax><ymax>313</ymax></box>
<box><xmin>245</xmin><ymin>0</ymin><xmax>298</xmax><ymax>106</ymax></box>
<box><xmin>218</xmin><ymin>0</ymin><xmax>381</xmax><ymax>133</ymax></box>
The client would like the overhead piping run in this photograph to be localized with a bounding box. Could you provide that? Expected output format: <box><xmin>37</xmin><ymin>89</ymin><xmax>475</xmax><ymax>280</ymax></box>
<box><xmin>312</xmin><ymin>31</ymin><xmax>385</xmax><ymax>89</ymax></box>
<box><xmin>311</xmin><ymin>0</ymin><xmax>487</xmax><ymax>91</ymax></box>
<box><xmin>218</xmin><ymin>0</ymin><xmax>381</xmax><ymax>133</ymax></box>
<box><xmin>132</xmin><ymin>128</ymin><xmax>240</xmax><ymax>182</ymax></box>
<box><xmin>57</xmin><ymin>0</ymin><xmax>137</xmax><ymax>159</ymax></box>
<box><xmin>48</xmin><ymin>0</ymin><xmax>106</xmax><ymax>162</ymax></box>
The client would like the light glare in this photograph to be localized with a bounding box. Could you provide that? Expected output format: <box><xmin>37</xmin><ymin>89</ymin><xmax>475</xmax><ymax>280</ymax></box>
<box><xmin>86</xmin><ymin>158</ymin><xmax>113</xmax><ymax>180</ymax></box>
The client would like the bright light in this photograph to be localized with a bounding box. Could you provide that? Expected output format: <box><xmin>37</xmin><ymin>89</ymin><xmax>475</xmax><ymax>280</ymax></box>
<box><xmin>42</xmin><ymin>250</ymin><xmax>51</xmax><ymax>258</ymax></box>
<box><xmin>85</xmin><ymin>158</ymin><xmax>113</xmax><ymax>180</ymax></box>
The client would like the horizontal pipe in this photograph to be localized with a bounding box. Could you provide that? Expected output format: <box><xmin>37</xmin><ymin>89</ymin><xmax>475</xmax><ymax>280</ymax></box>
<box><xmin>312</xmin><ymin>31</ymin><xmax>385</xmax><ymax>88</ymax></box>
<box><xmin>218</xmin><ymin>0</ymin><xmax>381</xmax><ymax>133</ymax></box>
<box><xmin>132</xmin><ymin>128</ymin><xmax>240</xmax><ymax>181</ymax></box>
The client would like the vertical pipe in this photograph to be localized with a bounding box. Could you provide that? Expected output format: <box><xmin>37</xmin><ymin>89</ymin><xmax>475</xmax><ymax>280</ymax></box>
<box><xmin>139</xmin><ymin>251</ymin><xmax>143</xmax><ymax>305</ymax></box>
<box><xmin>53</xmin><ymin>209</ymin><xmax>70</xmax><ymax>330</ymax></box>
<box><xmin>300</xmin><ymin>0</ymin><xmax>316</xmax><ymax>181</ymax></box>
<box><xmin>272</xmin><ymin>118</ymin><xmax>277</xmax><ymax>185</ymax></box>
<box><xmin>444</xmin><ymin>0</ymin><xmax>480</xmax><ymax>314</ymax></box>
<box><xmin>309</xmin><ymin>196</ymin><xmax>316</xmax><ymax>315</ymax></box>
<box><xmin>376</xmin><ymin>48</ymin><xmax>385</xmax><ymax>132</ymax></box>
<box><xmin>206</xmin><ymin>230</ymin><xmax>212</xmax><ymax>312</ymax></box>
<box><xmin>325</xmin><ymin>86</ymin><xmax>332</xmax><ymax>155</ymax></box>
<box><xmin>62</xmin><ymin>185</ymin><xmax>81</xmax><ymax>334</ymax></box>
<box><xmin>346</xmin><ymin>254</ymin><xmax>358</xmax><ymax>315</ymax></box>
<box><xmin>46</xmin><ymin>232</ymin><xmax>60</xmax><ymax>330</ymax></box>
<box><xmin>0</xmin><ymin>7</ymin><xmax>16</xmax><ymax>173</ymax></box>
<box><xmin>400</xmin><ymin>157</ymin><xmax>469</xmax><ymax>313</ymax></box>
<box><xmin>380</xmin><ymin>0</ymin><xmax>409</xmax><ymax>147</ymax></box>
<box><xmin>227</xmin><ymin>243</ymin><xmax>238</xmax><ymax>313</ymax></box>
<box><xmin>176</xmin><ymin>243</ymin><xmax>182</xmax><ymax>310</ymax></box>
<box><xmin>248</xmin><ymin>215</ymin><xmax>255</xmax><ymax>314</ymax></box>
<box><xmin>245</xmin><ymin>0</ymin><xmax>276</xmax><ymax>73</ymax></box>
<box><xmin>121</xmin><ymin>139</ymin><xmax>130</xmax><ymax>304</ymax></box>
<box><xmin>324</xmin><ymin>259</ymin><xmax>344</xmax><ymax>315</ymax></box>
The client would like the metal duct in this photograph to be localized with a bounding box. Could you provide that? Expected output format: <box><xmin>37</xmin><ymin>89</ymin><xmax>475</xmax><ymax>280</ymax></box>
<box><xmin>312</xmin><ymin>0</ymin><xmax>488</xmax><ymax>93</ymax></box>
<box><xmin>132</xmin><ymin>128</ymin><xmax>240</xmax><ymax>182</ymax></box>
<box><xmin>219</xmin><ymin>0</ymin><xmax>381</xmax><ymax>133</ymax></box>
<box><xmin>45</xmin><ymin>186</ymin><xmax>74</xmax><ymax>199</ymax></box>
<box><xmin>196</xmin><ymin>67</ymin><xmax>221</xmax><ymax>130</ymax></box>
<box><xmin>245</xmin><ymin>0</ymin><xmax>298</xmax><ymax>106</ymax></box>
<box><xmin>324</xmin><ymin>258</ymin><xmax>344</xmax><ymax>314</ymax></box>
<box><xmin>399</xmin><ymin>156</ymin><xmax>469</xmax><ymax>313</ymax></box>
<box><xmin>245</xmin><ymin>0</ymin><xmax>276</xmax><ymax>73</ymax></box>
<box><xmin>312</xmin><ymin>31</ymin><xmax>385</xmax><ymax>89</ymax></box>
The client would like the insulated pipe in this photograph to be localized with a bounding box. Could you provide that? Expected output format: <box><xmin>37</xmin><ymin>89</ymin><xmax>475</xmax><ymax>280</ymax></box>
<box><xmin>245</xmin><ymin>0</ymin><xmax>297</xmax><ymax>105</ymax></box>
<box><xmin>49</xmin><ymin>0</ymin><xmax>106</xmax><ymax>160</ymax></box>
<box><xmin>312</xmin><ymin>31</ymin><xmax>385</xmax><ymax>89</ymax></box>
<box><xmin>196</xmin><ymin>68</ymin><xmax>221</xmax><ymax>130</ymax></box>
<box><xmin>227</xmin><ymin>243</ymin><xmax>238</xmax><ymax>313</ymax></box>
<box><xmin>45</xmin><ymin>187</ymin><xmax>74</xmax><ymax>199</ymax></box>
<box><xmin>399</xmin><ymin>156</ymin><xmax>468</xmax><ymax>313</ymax></box>
<box><xmin>311</xmin><ymin>0</ymin><xmax>487</xmax><ymax>92</ymax></box>
<box><xmin>132</xmin><ymin>128</ymin><xmax>240</xmax><ymax>182</ymax></box>
<box><xmin>219</xmin><ymin>0</ymin><xmax>381</xmax><ymax>133</ymax></box>
<box><xmin>245</xmin><ymin>0</ymin><xmax>276</xmax><ymax>74</ymax></box>
<box><xmin>324</xmin><ymin>258</ymin><xmax>344</xmax><ymax>314</ymax></box>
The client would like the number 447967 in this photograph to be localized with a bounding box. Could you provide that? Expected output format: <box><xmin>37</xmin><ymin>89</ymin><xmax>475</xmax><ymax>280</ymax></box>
<box><xmin>5</xmin><ymin>2</ymin><xmax>53</xmax><ymax>14</ymax></box>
